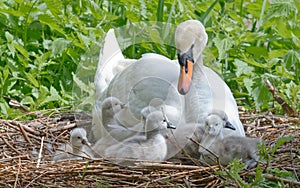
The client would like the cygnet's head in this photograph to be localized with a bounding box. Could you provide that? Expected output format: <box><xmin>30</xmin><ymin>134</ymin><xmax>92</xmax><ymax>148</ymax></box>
<box><xmin>101</xmin><ymin>96</ymin><xmax>125</xmax><ymax>116</ymax></box>
<box><xmin>70</xmin><ymin>128</ymin><xmax>90</xmax><ymax>147</ymax></box>
<box><xmin>145</xmin><ymin>111</ymin><xmax>176</xmax><ymax>133</ymax></box>
<box><xmin>175</xmin><ymin>20</ymin><xmax>208</xmax><ymax>95</ymax></box>
<box><xmin>205</xmin><ymin>111</ymin><xmax>236</xmax><ymax>136</ymax></box>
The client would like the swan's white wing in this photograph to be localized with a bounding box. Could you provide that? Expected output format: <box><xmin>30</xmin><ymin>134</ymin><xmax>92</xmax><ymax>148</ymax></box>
<box><xmin>103</xmin><ymin>53</ymin><xmax>184</xmax><ymax>128</ymax></box>
<box><xmin>94</xmin><ymin>29</ymin><xmax>136</xmax><ymax>99</ymax></box>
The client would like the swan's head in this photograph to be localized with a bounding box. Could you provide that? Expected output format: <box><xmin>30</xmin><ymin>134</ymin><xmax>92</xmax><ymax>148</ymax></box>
<box><xmin>101</xmin><ymin>96</ymin><xmax>125</xmax><ymax>116</ymax></box>
<box><xmin>175</xmin><ymin>20</ymin><xmax>208</xmax><ymax>95</ymax></box>
<box><xmin>70</xmin><ymin>128</ymin><xmax>90</xmax><ymax>147</ymax></box>
<box><xmin>205</xmin><ymin>111</ymin><xmax>236</xmax><ymax>136</ymax></box>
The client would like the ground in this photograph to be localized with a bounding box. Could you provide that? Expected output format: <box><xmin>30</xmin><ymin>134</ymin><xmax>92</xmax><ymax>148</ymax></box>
<box><xmin>0</xmin><ymin>110</ymin><xmax>299</xmax><ymax>187</ymax></box>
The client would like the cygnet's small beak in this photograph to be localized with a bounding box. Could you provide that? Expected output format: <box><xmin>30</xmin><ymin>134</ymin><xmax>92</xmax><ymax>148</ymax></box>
<box><xmin>164</xmin><ymin>120</ymin><xmax>176</xmax><ymax>129</ymax></box>
<box><xmin>224</xmin><ymin>121</ymin><xmax>236</xmax><ymax>130</ymax></box>
<box><xmin>120</xmin><ymin>103</ymin><xmax>126</xmax><ymax>109</ymax></box>
<box><xmin>82</xmin><ymin>139</ymin><xmax>91</xmax><ymax>146</ymax></box>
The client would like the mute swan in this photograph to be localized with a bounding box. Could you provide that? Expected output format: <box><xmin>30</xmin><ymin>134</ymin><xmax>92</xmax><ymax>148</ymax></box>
<box><xmin>91</xmin><ymin>20</ymin><xmax>245</xmax><ymax>142</ymax></box>
<box><xmin>199</xmin><ymin>111</ymin><xmax>261</xmax><ymax>168</ymax></box>
<box><xmin>166</xmin><ymin>110</ymin><xmax>235</xmax><ymax>160</ymax></box>
<box><xmin>104</xmin><ymin>111</ymin><xmax>176</xmax><ymax>161</ymax></box>
<box><xmin>175</xmin><ymin>20</ymin><xmax>244</xmax><ymax>136</ymax></box>
<box><xmin>52</xmin><ymin>128</ymin><xmax>93</xmax><ymax>162</ymax></box>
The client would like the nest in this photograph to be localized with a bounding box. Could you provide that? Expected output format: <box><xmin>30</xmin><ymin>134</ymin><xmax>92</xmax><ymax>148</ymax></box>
<box><xmin>0</xmin><ymin>111</ymin><xmax>299</xmax><ymax>187</ymax></box>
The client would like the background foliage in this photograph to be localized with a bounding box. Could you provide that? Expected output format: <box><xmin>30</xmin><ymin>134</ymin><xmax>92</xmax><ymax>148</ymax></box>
<box><xmin>0</xmin><ymin>0</ymin><xmax>299</xmax><ymax>118</ymax></box>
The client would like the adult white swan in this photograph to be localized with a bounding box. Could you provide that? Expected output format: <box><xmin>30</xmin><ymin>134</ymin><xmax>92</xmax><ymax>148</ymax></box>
<box><xmin>91</xmin><ymin>20</ymin><xmax>245</xmax><ymax>142</ymax></box>
<box><xmin>175</xmin><ymin>20</ymin><xmax>245</xmax><ymax>137</ymax></box>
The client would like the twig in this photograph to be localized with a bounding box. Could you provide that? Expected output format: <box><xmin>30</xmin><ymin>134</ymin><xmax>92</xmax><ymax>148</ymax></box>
<box><xmin>17</xmin><ymin>122</ymin><xmax>32</xmax><ymax>145</ymax></box>
<box><xmin>263</xmin><ymin>78</ymin><xmax>296</xmax><ymax>116</ymax></box>
<box><xmin>137</xmin><ymin>162</ymin><xmax>200</xmax><ymax>170</ymax></box>
<box><xmin>49</xmin><ymin>123</ymin><xmax>76</xmax><ymax>132</ymax></box>
<box><xmin>183</xmin><ymin>176</ymin><xmax>191</xmax><ymax>188</ymax></box>
<box><xmin>13</xmin><ymin>157</ymin><xmax>21</xmax><ymax>188</ymax></box>
<box><xmin>36</xmin><ymin>136</ymin><xmax>44</xmax><ymax>168</ymax></box>
<box><xmin>1</xmin><ymin>137</ymin><xmax>22</xmax><ymax>156</ymax></box>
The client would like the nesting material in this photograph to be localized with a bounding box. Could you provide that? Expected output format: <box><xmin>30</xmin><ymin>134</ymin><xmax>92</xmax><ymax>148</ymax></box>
<box><xmin>0</xmin><ymin>111</ymin><xmax>299</xmax><ymax>187</ymax></box>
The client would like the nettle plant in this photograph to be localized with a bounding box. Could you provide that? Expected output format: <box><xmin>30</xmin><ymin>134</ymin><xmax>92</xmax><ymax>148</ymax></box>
<box><xmin>201</xmin><ymin>0</ymin><xmax>300</xmax><ymax>113</ymax></box>
<box><xmin>0</xmin><ymin>0</ymin><xmax>299</xmax><ymax>118</ymax></box>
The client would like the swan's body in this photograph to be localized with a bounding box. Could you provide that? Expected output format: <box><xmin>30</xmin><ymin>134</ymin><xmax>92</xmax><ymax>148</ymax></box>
<box><xmin>104</xmin><ymin>111</ymin><xmax>172</xmax><ymax>161</ymax></box>
<box><xmin>52</xmin><ymin>128</ymin><xmax>93</xmax><ymax>162</ymax></box>
<box><xmin>199</xmin><ymin>111</ymin><xmax>260</xmax><ymax>168</ymax></box>
<box><xmin>91</xmin><ymin>20</ymin><xmax>245</xmax><ymax>142</ymax></box>
<box><xmin>91</xmin><ymin>53</ymin><xmax>183</xmax><ymax>141</ymax></box>
<box><xmin>175</xmin><ymin>20</ymin><xmax>244</xmax><ymax>136</ymax></box>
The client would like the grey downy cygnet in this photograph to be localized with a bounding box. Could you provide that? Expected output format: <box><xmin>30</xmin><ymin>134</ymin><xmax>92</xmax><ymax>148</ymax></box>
<box><xmin>166</xmin><ymin>123</ymin><xmax>205</xmax><ymax>160</ymax></box>
<box><xmin>200</xmin><ymin>110</ymin><xmax>261</xmax><ymax>168</ymax></box>
<box><xmin>104</xmin><ymin>111</ymin><xmax>176</xmax><ymax>161</ymax></box>
<box><xmin>52</xmin><ymin>128</ymin><xmax>93</xmax><ymax>162</ymax></box>
<box><xmin>92</xmin><ymin>96</ymin><xmax>141</xmax><ymax>156</ymax></box>
<box><xmin>165</xmin><ymin>110</ymin><xmax>235</xmax><ymax>160</ymax></box>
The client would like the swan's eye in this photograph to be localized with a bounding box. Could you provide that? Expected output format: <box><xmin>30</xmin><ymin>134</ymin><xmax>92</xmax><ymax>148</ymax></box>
<box><xmin>77</xmin><ymin>136</ymin><xmax>81</xmax><ymax>139</ymax></box>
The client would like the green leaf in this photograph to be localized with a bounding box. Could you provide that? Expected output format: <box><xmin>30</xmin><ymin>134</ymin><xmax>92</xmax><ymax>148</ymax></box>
<box><xmin>243</xmin><ymin>77</ymin><xmax>254</xmax><ymax>94</ymax></box>
<box><xmin>5</xmin><ymin>31</ymin><xmax>14</xmax><ymax>42</ymax></box>
<box><xmin>243</xmin><ymin>57</ymin><xmax>267</xmax><ymax>68</ymax></box>
<box><xmin>271</xmin><ymin>136</ymin><xmax>294</xmax><ymax>155</ymax></box>
<box><xmin>21</xmin><ymin>96</ymin><xmax>34</xmax><ymax>106</ymax></box>
<box><xmin>38</xmin><ymin>14</ymin><xmax>65</xmax><ymax>35</ymax></box>
<box><xmin>265</xmin><ymin>0</ymin><xmax>297</xmax><ymax>20</ymax></box>
<box><xmin>13</xmin><ymin>41</ymin><xmax>30</xmax><ymax>60</ymax></box>
<box><xmin>251</xmin><ymin>78</ymin><xmax>272</xmax><ymax>110</ymax></box>
<box><xmin>213</xmin><ymin>37</ymin><xmax>234</xmax><ymax>60</ymax></box>
<box><xmin>245</xmin><ymin>46</ymin><xmax>268</xmax><ymax>58</ymax></box>
<box><xmin>51</xmin><ymin>38</ymin><xmax>71</xmax><ymax>57</ymax></box>
<box><xmin>43</xmin><ymin>0</ymin><xmax>63</xmax><ymax>21</ymax></box>
<box><xmin>277</xmin><ymin>22</ymin><xmax>292</xmax><ymax>38</ymax></box>
<box><xmin>24</xmin><ymin>72</ymin><xmax>39</xmax><ymax>87</ymax></box>
<box><xmin>72</xmin><ymin>73</ymin><xmax>93</xmax><ymax>95</ymax></box>
<box><xmin>234</xmin><ymin>59</ymin><xmax>254</xmax><ymax>77</ymax></box>
<box><xmin>268</xmin><ymin>49</ymin><xmax>287</xmax><ymax>59</ymax></box>
<box><xmin>284</xmin><ymin>50</ymin><xmax>300</xmax><ymax>70</ymax></box>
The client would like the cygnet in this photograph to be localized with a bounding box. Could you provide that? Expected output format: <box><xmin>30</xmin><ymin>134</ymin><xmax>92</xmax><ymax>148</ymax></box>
<box><xmin>166</xmin><ymin>110</ymin><xmax>234</xmax><ymax>160</ymax></box>
<box><xmin>52</xmin><ymin>128</ymin><xmax>93</xmax><ymax>162</ymax></box>
<box><xmin>200</xmin><ymin>111</ymin><xmax>261</xmax><ymax>168</ymax></box>
<box><xmin>92</xmin><ymin>97</ymin><xmax>141</xmax><ymax>156</ymax></box>
<box><xmin>104</xmin><ymin>111</ymin><xmax>176</xmax><ymax>161</ymax></box>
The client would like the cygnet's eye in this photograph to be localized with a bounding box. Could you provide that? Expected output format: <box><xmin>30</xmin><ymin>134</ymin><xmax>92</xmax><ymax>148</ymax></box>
<box><xmin>215</xmin><ymin>123</ymin><xmax>219</xmax><ymax>126</ymax></box>
<box><xmin>77</xmin><ymin>136</ymin><xmax>81</xmax><ymax>139</ymax></box>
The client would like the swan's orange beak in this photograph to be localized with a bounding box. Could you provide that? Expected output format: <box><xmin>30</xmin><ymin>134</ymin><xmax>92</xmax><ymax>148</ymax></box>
<box><xmin>178</xmin><ymin>59</ymin><xmax>193</xmax><ymax>95</ymax></box>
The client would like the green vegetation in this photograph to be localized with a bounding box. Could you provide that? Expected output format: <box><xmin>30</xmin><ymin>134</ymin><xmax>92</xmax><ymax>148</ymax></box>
<box><xmin>0</xmin><ymin>0</ymin><xmax>299</xmax><ymax>118</ymax></box>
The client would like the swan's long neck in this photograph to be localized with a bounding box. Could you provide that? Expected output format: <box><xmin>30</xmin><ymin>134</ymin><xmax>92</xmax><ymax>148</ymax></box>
<box><xmin>184</xmin><ymin>58</ymin><xmax>213</xmax><ymax>123</ymax></box>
